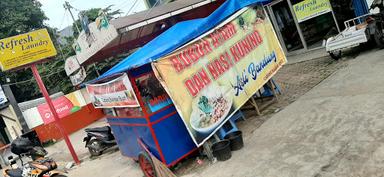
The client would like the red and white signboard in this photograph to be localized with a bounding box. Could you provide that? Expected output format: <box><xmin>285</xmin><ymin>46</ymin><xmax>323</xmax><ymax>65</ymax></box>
<box><xmin>37</xmin><ymin>96</ymin><xmax>74</xmax><ymax>124</ymax></box>
<box><xmin>86</xmin><ymin>73</ymin><xmax>139</xmax><ymax>108</ymax></box>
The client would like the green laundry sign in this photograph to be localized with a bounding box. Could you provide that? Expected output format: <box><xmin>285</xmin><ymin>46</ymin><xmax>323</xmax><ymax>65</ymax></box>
<box><xmin>293</xmin><ymin>0</ymin><xmax>332</xmax><ymax>22</ymax></box>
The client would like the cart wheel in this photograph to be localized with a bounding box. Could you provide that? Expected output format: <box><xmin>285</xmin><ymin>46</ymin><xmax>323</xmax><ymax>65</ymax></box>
<box><xmin>138</xmin><ymin>152</ymin><xmax>157</xmax><ymax>177</ymax></box>
<box><xmin>374</xmin><ymin>29</ymin><xmax>384</xmax><ymax>49</ymax></box>
<box><xmin>329</xmin><ymin>50</ymin><xmax>342</xmax><ymax>60</ymax></box>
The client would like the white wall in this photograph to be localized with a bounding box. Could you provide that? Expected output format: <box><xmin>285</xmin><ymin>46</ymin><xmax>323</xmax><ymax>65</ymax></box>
<box><xmin>22</xmin><ymin>107</ymin><xmax>44</xmax><ymax>129</ymax></box>
<box><xmin>0</xmin><ymin>106</ymin><xmax>23</xmax><ymax>141</ymax></box>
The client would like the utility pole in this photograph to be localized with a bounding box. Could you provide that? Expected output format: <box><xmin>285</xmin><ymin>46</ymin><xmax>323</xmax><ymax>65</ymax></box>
<box><xmin>2</xmin><ymin>85</ymin><xmax>29</xmax><ymax>133</ymax></box>
<box><xmin>63</xmin><ymin>1</ymin><xmax>81</xmax><ymax>34</ymax></box>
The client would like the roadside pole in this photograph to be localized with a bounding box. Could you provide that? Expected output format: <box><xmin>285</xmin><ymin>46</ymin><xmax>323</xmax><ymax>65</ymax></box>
<box><xmin>31</xmin><ymin>64</ymin><xmax>80</xmax><ymax>165</ymax></box>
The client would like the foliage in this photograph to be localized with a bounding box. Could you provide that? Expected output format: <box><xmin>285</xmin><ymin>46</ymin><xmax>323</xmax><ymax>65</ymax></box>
<box><xmin>0</xmin><ymin>0</ymin><xmax>46</xmax><ymax>39</ymax></box>
<box><xmin>0</xmin><ymin>1</ymin><xmax>123</xmax><ymax>103</ymax></box>
<box><xmin>0</xmin><ymin>0</ymin><xmax>51</xmax><ymax>102</ymax></box>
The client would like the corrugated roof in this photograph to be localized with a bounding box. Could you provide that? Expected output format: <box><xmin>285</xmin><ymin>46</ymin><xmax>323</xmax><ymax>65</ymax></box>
<box><xmin>111</xmin><ymin>0</ymin><xmax>215</xmax><ymax>30</ymax></box>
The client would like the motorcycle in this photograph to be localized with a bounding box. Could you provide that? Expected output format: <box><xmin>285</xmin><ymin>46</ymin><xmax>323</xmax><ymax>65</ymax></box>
<box><xmin>2</xmin><ymin>137</ymin><xmax>67</xmax><ymax>177</ymax></box>
<box><xmin>83</xmin><ymin>126</ymin><xmax>117</xmax><ymax>156</ymax></box>
<box><xmin>370</xmin><ymin>0</ymin><xmax>384</xmax><ymax>48</ymax></box>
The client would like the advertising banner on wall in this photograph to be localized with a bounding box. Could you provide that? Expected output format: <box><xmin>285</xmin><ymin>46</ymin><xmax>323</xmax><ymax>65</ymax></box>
<box><xmin>293</xmin><ymin>0</ymin><xmax>332</xmax><ymax>23</ymax></box>
<box><xmin>86</xmin><ymin>73</ymin><xmax>139</xmax><ymax>108</ymax></box>
<box><xmin>37</xmin><ymin>92</ymin><xmax>83</xmax><ymax>124</ymax></box>
<box><xmin>152</xmin><ymin>7</ymin><xmax>287</xmax><ymax>146</ymax></box>
<box><xmin>0</xmin><ymin>28</ymin><xmax>57</xmax><ymax>71</ymax></box>
<box><xmin>73</xmin><ymin>12</ymin><xmax>118</xmax><ymax>64</ymax></box>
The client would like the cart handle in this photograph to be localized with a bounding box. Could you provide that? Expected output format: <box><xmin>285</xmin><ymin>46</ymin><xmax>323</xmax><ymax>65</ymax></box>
<box><xmin>137</xmin><ymin>138</ymin><xmax>151</xmax><ymax>154</ymax></box>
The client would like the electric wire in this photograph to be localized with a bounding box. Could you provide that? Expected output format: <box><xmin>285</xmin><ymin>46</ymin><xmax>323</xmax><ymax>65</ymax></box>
<box><xmin>125</xmin><ymin>0</ymin><xmax>140</xmax><ymax>16</ymax></box>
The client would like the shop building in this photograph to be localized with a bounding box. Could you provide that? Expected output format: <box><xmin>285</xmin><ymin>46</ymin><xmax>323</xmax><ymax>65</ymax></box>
<box><xmin>265</xmin><ymin>0</ymin><xmax>370</xmax><ymax>55</ymax></box>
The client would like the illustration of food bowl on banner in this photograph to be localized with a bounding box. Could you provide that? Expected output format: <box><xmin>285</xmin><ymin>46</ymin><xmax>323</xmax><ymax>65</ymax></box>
<box><xmin>190</xmin><ymin>85</ymin><xmax>234</xmax><ymax>135</ymax></box>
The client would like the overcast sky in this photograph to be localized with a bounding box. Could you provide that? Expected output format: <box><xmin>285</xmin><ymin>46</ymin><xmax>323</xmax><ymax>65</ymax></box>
<box><xmin>38</xmin><ymin>0</ymin><xmax>147</xmax><ymax>30</ymax></box>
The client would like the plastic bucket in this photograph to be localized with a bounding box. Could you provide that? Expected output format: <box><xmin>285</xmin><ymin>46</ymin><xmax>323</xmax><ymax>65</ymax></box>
<box><xmin>224</xmin><ymin>131</ymin><xmax>244</xmax><ymax>151</ymax></box>
<box><xmin>212</xmin><ymin>140</ymin><xmax>232</xmax><ymax>161</ymax></box>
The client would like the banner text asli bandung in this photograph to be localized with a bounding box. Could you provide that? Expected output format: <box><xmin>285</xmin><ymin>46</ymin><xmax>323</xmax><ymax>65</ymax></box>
<box><xmin>169</xmin><ymin>23</ymin><xmax>266</xmax><ymax>97</ymax></box>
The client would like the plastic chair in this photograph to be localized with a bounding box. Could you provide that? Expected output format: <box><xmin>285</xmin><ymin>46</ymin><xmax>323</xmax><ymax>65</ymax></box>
<box><xmin>217</xmin><ymin>111</ymin><xmax>245</xmax><ymax>139</ymax></box>
<box><xmin>260</xmin><ymin>79</ymin><xmax>281</xmax><ymax>97</ymax></box>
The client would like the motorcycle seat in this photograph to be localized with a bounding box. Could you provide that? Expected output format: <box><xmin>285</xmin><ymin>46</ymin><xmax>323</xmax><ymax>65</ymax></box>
<box><xmin>85</xmin><ymin>126</ymin><xmax>111</xmax><ymax>133</ymax></box>
<box><xmin>5</xmin><ymin>168</ymin><xmax>23</xmax><ymax>177</ymax></box>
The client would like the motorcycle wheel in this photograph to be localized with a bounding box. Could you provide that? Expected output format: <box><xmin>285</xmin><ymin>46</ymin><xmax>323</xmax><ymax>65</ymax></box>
<box><xmin>138</xmin><ymin>152</ymin><xmax>157</xmax><ymax>177</ymax></box>
<box><xmin>374</xmin><ymin>29</ymin><xmax>384</xmax><ymax>49</ymax></box>
<box><xmin>88</xmin><ymin>139</ymin><xmax>103</xmax><ymax>156</ymax></box>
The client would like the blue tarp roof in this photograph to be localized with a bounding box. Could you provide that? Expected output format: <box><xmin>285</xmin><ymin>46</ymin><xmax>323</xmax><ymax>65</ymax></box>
<box><xmin>97</xmin><ymin>0</ymin><xmax>270</xmax><ymax>81</ymax></box>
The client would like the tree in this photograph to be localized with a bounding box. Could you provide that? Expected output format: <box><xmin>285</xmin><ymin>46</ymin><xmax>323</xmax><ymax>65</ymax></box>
<box><xmin>0</xmin><ymin>0</ymin><xmax>46</xmax><ymax>39</ymax></box>
<box><xmin>0</xmin><ymin>0</ymin><xmax>50</xmax><ymax>102</ymax></box>
<box><xmin>0</xmin><ymin>2</ymin><xmax>123</xmax><ymax>102</ymax></box>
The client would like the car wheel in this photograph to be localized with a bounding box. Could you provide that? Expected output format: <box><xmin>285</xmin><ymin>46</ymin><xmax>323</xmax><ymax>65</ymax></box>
<box><xmin>329</xmin><ymin>50</ymin><xmax>342</xmax><ymax>60</ymax></box>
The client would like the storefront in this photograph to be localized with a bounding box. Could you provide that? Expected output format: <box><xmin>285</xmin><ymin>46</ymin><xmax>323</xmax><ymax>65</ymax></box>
<box><xmin>265</xmin><ymin>0</ymin><xmax>369</xmax><ymax>54</ymax></box>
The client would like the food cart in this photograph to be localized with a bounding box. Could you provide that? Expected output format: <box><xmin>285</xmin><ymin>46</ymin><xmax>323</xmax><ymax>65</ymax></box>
<box><xmin>86</xmin><ymin>0</ymin><xmax>287</xmax><ymax>176</ymax></box>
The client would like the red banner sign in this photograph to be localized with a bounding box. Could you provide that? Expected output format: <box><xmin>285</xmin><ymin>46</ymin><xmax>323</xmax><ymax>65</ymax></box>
<box><xmin>37</xmin><ymin>96</ymin><xmax>74</xmax><ymax>124</ymax></box>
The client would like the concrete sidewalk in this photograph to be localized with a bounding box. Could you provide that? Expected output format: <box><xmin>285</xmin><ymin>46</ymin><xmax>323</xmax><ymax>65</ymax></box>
<box><xmin>286</xmin><ymin>48</ymin><xmax>329</xmax><ymax>64</ymax></box>
<box><xmin>186</xmin><ymin>48</ymin><xmax>384</xmax><ymax>177</ymax></box>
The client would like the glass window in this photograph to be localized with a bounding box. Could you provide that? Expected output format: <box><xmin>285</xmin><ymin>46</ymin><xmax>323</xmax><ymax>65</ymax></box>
<box><xmin>135</xmin><ymin>73</ymin><xmax>173</xmax><ymax>114</ymax></box>
<box><xmin>299</xmin><ymin>13</ymin><xmax>337</xmax><ymax>49</ymax></box>
<box><xmin>271</xmin><ymin>0</ymin><xmax>304</xmax><ymax>51</ymax></box>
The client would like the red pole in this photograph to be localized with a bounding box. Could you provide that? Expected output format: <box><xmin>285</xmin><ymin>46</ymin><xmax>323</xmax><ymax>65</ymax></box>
<box><xmin>31</xmin><ymin>64</ymin><xmax>80</xmax><ymax>165</ymax></box>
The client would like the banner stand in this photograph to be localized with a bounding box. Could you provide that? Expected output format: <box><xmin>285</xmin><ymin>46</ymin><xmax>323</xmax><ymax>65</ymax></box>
<box><xmin>267</xmin><ymin>79</ymin><xmax>279</xmax><ymax>101</ymax></box>
<box><xmin>247</xmin><ymin>79</ymin><xmax>279</xmax><ymax>116</ymax></box>
<box><xmin>31</xmin><ymin>64</ymin><xmax>80</xmax><ymax>165</ymax></box>
<box><xmin>250</xmin><ymin>97</ymin><xmax>261</xmax><ymax>116</ymax></box>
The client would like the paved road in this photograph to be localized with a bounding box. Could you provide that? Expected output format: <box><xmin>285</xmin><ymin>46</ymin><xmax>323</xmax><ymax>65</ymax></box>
<box><xmin>187</xmin><ymin>49</ymin><xmax>384</xmax><ymax>177</ymax></box>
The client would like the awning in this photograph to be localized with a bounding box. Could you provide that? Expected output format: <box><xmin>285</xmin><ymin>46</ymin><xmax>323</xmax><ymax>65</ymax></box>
<box><xmin>96</xmin><ymin>0</ymin><xmax>270</xmax><ymax>81</ymax></box>
<box><xmin>82</xmin><ymin>0</ymin><xmax>225</xmax><ymax>65</ymax></box>
<box><xmin>111</xmin><ymin>0</ymin><xmax>221</xmax><ymax>33</ymax></box>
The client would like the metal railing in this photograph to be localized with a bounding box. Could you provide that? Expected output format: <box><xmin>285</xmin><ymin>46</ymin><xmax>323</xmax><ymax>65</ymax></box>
<box><xmin>344</xmin><ymin>14</ymin><xmax>373</xmax><ymax>29</ymax></box>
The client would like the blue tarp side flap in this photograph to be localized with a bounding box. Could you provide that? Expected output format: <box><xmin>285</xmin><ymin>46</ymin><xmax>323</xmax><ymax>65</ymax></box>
<box><xmin>97</xmin><ymin>0</ymin><xmax>271</xmax><ymax>81</ymax></box>
<box><xmin>353</xmin><ymin>0</ymin><xmax>369</xmax><ymax>17</ymax></box>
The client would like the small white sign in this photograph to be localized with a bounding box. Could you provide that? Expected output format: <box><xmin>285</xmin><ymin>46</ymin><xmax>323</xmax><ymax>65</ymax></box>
<box><xmin>65</xmin><ymin>56</ymin><xmax>81</xmax><ymax>76</ymax></box>
<box><xmin>70</xmin><ymin>67</ymin><xmax>87</xmax><ymax>86</ymax></box>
